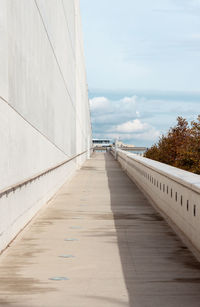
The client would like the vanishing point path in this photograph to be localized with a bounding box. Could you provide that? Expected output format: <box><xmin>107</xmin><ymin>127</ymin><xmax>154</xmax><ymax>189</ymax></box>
<box><xmin>1</xmin><ymin>152</ymin><xmax>200</xmax><ymax>307</ymax></box>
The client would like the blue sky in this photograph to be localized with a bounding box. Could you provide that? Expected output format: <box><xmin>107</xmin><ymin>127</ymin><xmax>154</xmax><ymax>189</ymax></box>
<box><xmin>80</xmin><ymin>0</ymin><xmax>200</xmax><ymax>146</ymax></box>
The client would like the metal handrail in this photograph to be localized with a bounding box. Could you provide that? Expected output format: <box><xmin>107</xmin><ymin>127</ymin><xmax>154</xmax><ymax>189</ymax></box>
<box><xmin>0</xmin><ymin>150</ymin><xmax>88</xmax><ymax>199</ymax></box>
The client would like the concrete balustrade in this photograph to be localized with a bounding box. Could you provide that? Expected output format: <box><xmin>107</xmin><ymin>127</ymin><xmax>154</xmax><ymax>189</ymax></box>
<box><xmin>112</xmin><ymin>148</ymin><xmax>200</xmax><ymax>254</ymax></box>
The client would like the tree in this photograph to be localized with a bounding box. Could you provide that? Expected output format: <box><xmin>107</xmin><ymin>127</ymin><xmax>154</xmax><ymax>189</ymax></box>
<box><xmin>144</xmin><ymin>116</ymin><xmax>200</xmax><ymax>174</ymax></box>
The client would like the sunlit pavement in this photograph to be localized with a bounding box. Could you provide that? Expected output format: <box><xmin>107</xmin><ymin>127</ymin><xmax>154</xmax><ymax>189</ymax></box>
<box><xmin>1</xmin><ymin>152</ymin><xmax>200</xmax><ymax>307</ymax></box>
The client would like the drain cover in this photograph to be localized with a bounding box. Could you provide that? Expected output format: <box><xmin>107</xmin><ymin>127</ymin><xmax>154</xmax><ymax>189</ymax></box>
<box><xmin>70</xmin><ymin>226</ymin><xmax>81</xmax><ymax>229</ymax></box>
<box><xmin>59</xmin><ymin>255</ymin><xmax>75</xmax><ymax>258</ymax></box>
<box><xmin>65</xmin><ymin>238</ymin><xmax>78</xmax><ymax>241</ymax></box>
<box><xmin>49</xmin><ymin>277</ymin><xmax>69</xmax><ymax>281</ymax></box>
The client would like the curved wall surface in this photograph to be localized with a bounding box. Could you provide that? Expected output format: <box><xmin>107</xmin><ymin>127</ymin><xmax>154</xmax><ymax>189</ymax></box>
<box><xmin>0</xmin><ymin>0</ymin><xmax>91</xmax><ymax>252</ymax></box>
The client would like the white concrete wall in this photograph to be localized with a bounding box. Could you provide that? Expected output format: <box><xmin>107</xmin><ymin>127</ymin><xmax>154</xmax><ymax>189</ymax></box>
<box><xmin>113</xmin><ymin>149</ymin><xmax>200</xmax><ymax>254</ymax></box>
<box><xmin>0</xmin><ymin>0</ymin><xmax>91</xmax><ymax>253</ymax></box>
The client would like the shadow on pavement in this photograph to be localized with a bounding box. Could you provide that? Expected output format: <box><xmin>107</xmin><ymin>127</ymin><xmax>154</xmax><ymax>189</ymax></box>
<box><xmin>104</xmin><ymin>152</ymin><xmax>200</xmax><ymax>307</ymax></box>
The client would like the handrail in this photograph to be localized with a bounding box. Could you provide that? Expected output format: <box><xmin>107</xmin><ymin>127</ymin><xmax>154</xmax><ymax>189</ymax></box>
<box><xmin>0</xmin><ymin>150</ymin><xmax>88</xmax><ymax>199</ymax></box>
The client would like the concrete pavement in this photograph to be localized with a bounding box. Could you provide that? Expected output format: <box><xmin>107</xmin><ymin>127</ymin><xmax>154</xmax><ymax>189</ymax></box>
<box><xmin>0</xmin><ymin>152</ymin><xmax>200</xmax><ymax>306</ymax></box>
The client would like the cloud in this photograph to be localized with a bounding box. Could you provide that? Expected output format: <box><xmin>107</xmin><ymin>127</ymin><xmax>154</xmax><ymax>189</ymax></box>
<box><xmin>133</xmin><ymin>128</ymin><xmax>160</xmax><ymax>141</ymax></box>
<box><xmin>89</xmin><ymin>91</ymin><xmax>200</xmax><ymax>147</ymax></box>
<box><xmin>116</xmin><ymin>119</ymin><xmax>148</xmax><ymax>133</ymax></box>
<box><xmin>113</xmin><ymin>119</ymin><xmax>160</xmax><ymax>142</ymax></box>
<box><xmin>89</xmin><ymin>95</ymin><xmax>139</xmax><ymax>124</ymax></box>
<box><xmin>90</xmin><ymin>94</ymin><xmax>163</xmax><ymax>145</ymax></box>
<box><xmin>191</xmin><ymin>33</ymin><xmax>200</xmax><ymax>40</ymax></box>
<box><xmin>121</xmin><ymin>96</ymin><xmax>137</xmax><ymax>104</ymax></box>
<box><xmin>101</xmin><ymin>127</ymin><xmax>160</xmax><ymax>142</ymax></box>
<box><xmin>136</xmin><ymin>111</ymin><xmax>140</xmax><ymax>117</ymax></box>
<box><xmin>89</xmin><ymin>96</ymin><xmax>109</xmax><ymax>111</ymax></box>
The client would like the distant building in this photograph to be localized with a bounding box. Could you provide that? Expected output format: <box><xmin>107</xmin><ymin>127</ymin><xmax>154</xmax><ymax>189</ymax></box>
<box><xmin>115</xmin><ymin>141</ymin><xmax>135</xmax><ymax>148</ymax></box>
<box><xmin>93</xmin><ymin>139</ymin><xmax>112</xmax><ymax>147</ymax></box>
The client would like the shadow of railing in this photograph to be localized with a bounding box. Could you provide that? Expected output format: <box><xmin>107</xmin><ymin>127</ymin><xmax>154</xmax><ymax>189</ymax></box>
<box><xmin>104</xmin><ymin>152</ymin><xmax>200</xmax><ymax>307</ymax></box>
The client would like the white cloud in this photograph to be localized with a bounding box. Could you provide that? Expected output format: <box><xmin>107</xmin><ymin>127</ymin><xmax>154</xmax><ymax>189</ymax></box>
<box><xmin>89</xmin><ymin>97</ymin><xmax>109</xmax><ymax>111</ymax></box>
<box><xmin>89</xmin><ymin>95</ymin><xmax>140</xmax><ymax>124</ymax></box>
<box><xmin>116</xmin><ymin>119</ymin><xmax>148</xmax><ymax>133</ymax></box>
<box><xmin>103</xmin><ymin>127</ymin><xmax>160</xmax><ymax>142</ymax></box>
<box><xmin>191</xmin><ymin>33</ymin><xmax>200</xmax><ymax>40</ymax></box>
<box><xmin>89</xmin><ymin>94</ymin><xmax>179</xmax><ymax>145</ymax></box>
<box><xmin>133</xmin><ymin>128</ymin><xmax>160</xmax><ymax>141</ymax></box>
<box><xmin>120</xmin><ymin>96</ymin><xmax>137</xmax><ymax>104</ymax></box>
<box><xmin>90</xmin><ymin>91</ymin><xmax>200</xmax><ymax>146</ymax></box>
<box><xmin>113</xmin><ymin>119</ymin><xmax>160</xmax><ymax>141</ymax></box>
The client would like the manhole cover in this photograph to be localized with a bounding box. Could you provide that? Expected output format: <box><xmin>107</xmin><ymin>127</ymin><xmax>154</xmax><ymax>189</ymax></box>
<box><xmin>59</xmin><ymin>255</ymin><xmax>75</xmax><ymax>258</ymax></box>
<box><xmin>49</xmin><ymin>277</ymin><xmax>69</xmax><ymax>281</ymax></box>
<box><xmin>70</xmin><ymin>226</ymin><xmax>82</xmax><ymax>229</ymax></box>
<box><xmin>65</xmin><ymin>238</ymin><xmax>78</xmax><ymax>241</ymax></box>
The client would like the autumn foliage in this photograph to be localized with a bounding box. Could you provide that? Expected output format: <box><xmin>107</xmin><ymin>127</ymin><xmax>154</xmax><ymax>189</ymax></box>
<box><xmin>144</xmin><ymin>116</ymin><xmax>200</xmax><ymax>174</ymax></box>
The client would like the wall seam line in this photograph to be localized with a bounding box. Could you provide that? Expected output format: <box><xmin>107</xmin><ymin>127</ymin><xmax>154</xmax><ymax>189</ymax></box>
<box><xmin>61</xmin><ymin>0</ymin><xmax>76</xmax><ymax>59</ymax></box>
<box><xmin>0</xmin><ymin>95</ymin><xmax>70</xmax><ymax>157</ymax></box>
<box><xmin>34</xmin><ymin>0</ymin><xmax>89</xmax><ymax>143</ymax></box>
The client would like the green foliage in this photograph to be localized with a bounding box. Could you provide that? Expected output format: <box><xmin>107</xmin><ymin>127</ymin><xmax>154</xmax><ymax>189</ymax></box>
<box><xmin>144</xmin><ymin>116</ymin><xmax>200</xmax><ymax>174</ymax></box>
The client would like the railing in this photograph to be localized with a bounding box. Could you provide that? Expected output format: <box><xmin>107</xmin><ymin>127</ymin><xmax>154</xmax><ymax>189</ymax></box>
<box><xmin>0</xmin><ymin>150</ymin><xmax>88</xmax><ymax>199</ymax></box>
<box><xmin>111</xmin><ymin>147</ymin><xmax>200</xmax><ymax>255</ymax></box>
<box><xmin>117</xmin><ymin>146</ymin><xmax>147</xmax><ymax>152</ymax></box>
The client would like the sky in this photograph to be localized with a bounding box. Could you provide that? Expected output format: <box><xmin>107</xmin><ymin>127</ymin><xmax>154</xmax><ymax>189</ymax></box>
<box><xmin>80</xmin><ymin>0</ymin><xmax>200</xmax><ymax>147</ymax></box>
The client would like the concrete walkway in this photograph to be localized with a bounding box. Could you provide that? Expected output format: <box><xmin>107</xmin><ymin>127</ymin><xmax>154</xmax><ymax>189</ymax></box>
<box><xmin>1</xmin><ymin>152</ymin><xmax>200</xmax><ymax>307</ymax></box>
